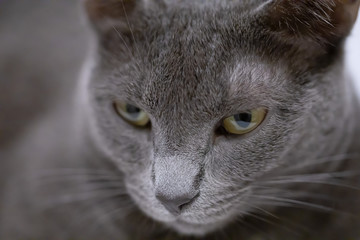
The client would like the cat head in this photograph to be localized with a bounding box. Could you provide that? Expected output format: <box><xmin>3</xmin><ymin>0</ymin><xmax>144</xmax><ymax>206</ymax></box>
<box><xmin>84</xmin><ymin>0</ymin><xmax>359</xmax><ymax>236</ymax></box>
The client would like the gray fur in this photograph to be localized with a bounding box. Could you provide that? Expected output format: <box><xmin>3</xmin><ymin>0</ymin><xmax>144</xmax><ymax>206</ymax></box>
<box><xmin>1</xmin><ymin>0</ymin><xmax>360</xmax><ymax>239</ymax></box>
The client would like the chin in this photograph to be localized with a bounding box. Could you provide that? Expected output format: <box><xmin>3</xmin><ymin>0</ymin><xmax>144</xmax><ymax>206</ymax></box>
<box><xmin>125</xmin><ymin>179</ymin><xmax>241</xmax><ymax>236</ymax></box>
<box><xmin>164</xmin><ymin>207</ymin><xmax>236</xmax><ymax>236</ymax></box>
<box><xmin>168</xmin><ymin>220</ymin><xmax>228</xmax><ymax>236</ymax></box>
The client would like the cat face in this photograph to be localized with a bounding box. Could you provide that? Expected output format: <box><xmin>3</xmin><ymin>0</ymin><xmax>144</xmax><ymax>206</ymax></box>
<box><xmin>85</xmin><ymin>0</ymin><xmax>359</xmax><ymax>236</ymax></box>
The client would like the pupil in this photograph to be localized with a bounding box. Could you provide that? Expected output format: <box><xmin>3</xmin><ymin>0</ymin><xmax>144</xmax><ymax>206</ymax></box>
<box><xmin>126</xmin><ymin>104</ymin><xmax>141</xmax><ymax>118</ymax></box>
<box><xmin>234</xmin><ymin>113</ymin><xmax>252</xmax><ymax>128</ymax></box>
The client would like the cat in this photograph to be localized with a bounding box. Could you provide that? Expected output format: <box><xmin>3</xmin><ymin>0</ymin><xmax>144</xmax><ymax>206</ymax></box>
<box><xmin>1</xmin><ymin>0</ymin><xmax>360</xmax><ymax>239</ymax></box>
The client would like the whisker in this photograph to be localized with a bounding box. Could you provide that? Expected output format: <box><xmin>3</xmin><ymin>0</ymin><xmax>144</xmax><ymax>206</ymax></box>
<box><xmin>112</xmin><ymin>26</ymin><xmax>142</xmax><ymax>70</ymax></box>
<box><xmin>246</xmin><ymin>212</ymin><xmax>300</xmax><ymax>236</ymax></box>
<box><xmin>35</xmin><ymin>174</ymin><xmax>124</xmax><ymax>185</ymax></box>
<box><xmin>89</xmin><ymin>206</ymin><xmax>132</xmax><ymax>234</ymax></box>
<box><xmin>280</xmin><ymin>153</ymin><xmax>358</xmax><ymax>172</ymax></box>
<box><xmin>251</xmin><ymin>195</ymin><xmax>334</xmax><ymax>212</ymax></box>
<box><xmin>241</xmin><ymin>201</ymin><xmax>314</xmax><ymax>236</ymax></box>
<box><xmin>251</xmin><ymin>206</ymin><xmax>281</xmax><ymax>220</ymax></box>
<box><xmin>120</xmin><ymin>0</ymin><xmax>141</xmax><ymax>58</ymax></box>
<box><xmin>256</xmin><ymin>187</ymin><xmax>347</xmax><ymax>202</ymax></box>
<box><xmin>37</xmin><ymin>168</ymin><xmax>121</xmax><ymax>176</ymax></box>
<box><xmin>233</xmin><ymin>217</ymin><xmax>268</xmax><ymax>237</ymax></box>
<box><xmin>41</xmin><ymin>189</ymin><xmax>128</xmax><ymax>209</ymax></box>
<box><xmin>260</xmin><ymin>179</ymin><xmax>360</xmax><ymax>191</ymax></box>
<box><xmin>268</xmin><ymin>170</ymin><xmax>360</xmax><ymax>181</ymax></box>
<box><xmin>64</xmin><ymin>196</ymin><xmax>134</xmax><ymax>239</ymax></box>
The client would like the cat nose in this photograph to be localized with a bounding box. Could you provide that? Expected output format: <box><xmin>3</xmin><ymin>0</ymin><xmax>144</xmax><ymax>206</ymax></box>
<box><xmin>153</xmin><ymin>155</ymin><xmax>202</xmax><ymax>216</ymax></box>
<box><xmin>153</xmin><ymin>156</ymin><xmax>202</xmax><ymax>216</ymax></box>
<box><xmin>155</xmin><ymin>189</ymin><xmax>199</xmax><ymax>216</ymax></box>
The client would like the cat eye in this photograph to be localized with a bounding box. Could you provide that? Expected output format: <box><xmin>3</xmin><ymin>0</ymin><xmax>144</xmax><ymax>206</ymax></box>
<box><xmin>222</xmin><ymin>108</ymin><xmax>267</xmax><ymax>135</ymax></box>
<box><xmin>114</xmin><ymin>101</ymin><xmax>150</xmax><ymax>127</ymax></box>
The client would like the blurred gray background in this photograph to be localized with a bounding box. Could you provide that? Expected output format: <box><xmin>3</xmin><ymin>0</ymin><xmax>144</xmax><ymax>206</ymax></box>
<box><xmin>0</xmin><ymin>0</ymin><xmax>92</xmax><ymax>191</ymax></box>
<box><xmin>0</xmin><ymin>0</ymin><xmax>91</xmax><ymax>148</ymax></box>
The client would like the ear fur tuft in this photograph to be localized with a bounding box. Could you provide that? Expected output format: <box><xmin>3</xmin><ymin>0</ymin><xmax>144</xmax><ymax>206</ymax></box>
<box><xmin>262</xmin><ymin>0</ymin><xmax>360</xmax><ymax>45</ymax></box>
<box><xmin>85</xmin><ymin>0</ymin><xmax>136</xmax><ymax>20</ymax></box>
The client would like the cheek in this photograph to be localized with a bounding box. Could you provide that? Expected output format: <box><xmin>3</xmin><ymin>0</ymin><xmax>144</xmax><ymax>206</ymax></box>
<box><xmin>112</xmin><ymin>135</ymin><xmax>153</xmax><ymax>173</ymax></box>
<box><xmin>208</xmin><ymin>135</ymin><xmax>286</xmax><ymax>181</ymax></box>
<box><xmin>92</xmin><ymin>105</ymin><xmax>153</xmax><ymax>171</ymax></box>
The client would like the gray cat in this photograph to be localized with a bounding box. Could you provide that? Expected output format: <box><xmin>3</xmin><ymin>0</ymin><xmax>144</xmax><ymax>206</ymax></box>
<box><xmin>1</xmin><ymin>0</ymin><xmax>360</xmax><ymax>239</ymax></box>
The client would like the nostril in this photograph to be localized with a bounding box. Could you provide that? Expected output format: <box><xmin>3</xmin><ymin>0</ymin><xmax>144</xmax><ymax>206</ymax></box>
<box><xmin>178</xmin><ymin>191</ymin><xmax>200</xmax><ymax>210</ymax></box>
<box><xmin>155</xmin><ymin>191</ymin><xmax>199</xmax><ymax>216</ymax></box>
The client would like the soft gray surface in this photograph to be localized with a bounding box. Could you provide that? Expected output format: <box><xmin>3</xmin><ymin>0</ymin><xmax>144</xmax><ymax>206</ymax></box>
<box><xmin>0</xmin><ymin>0</ymin><xmax>90</xmax><ymax>147</ymax></box>
<box><xmin>0</xmin><ymin>0</ymin><xmax>91</xmax><ymax>197</ymax></box>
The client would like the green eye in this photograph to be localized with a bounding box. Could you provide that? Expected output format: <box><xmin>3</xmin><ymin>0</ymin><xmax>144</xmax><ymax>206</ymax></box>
<box><xmin>114</xmin><ymin>101</ymin><xmax>150</xmax><ymax>127</ymax></box>
<box><xmin>223</xmin><ymin>108</ymin><xmax>267</xmax><ymax>135</ymax></box>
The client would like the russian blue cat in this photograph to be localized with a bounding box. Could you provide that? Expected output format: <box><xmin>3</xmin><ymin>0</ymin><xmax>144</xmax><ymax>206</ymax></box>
<box><xmin>1</xmin><ymin>0</ymin><xmax>360</xmax><ymax>239</ymax></box>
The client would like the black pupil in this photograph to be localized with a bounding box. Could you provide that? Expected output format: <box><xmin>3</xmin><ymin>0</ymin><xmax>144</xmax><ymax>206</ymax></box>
<box><xmin>234</xmin><ymin>113</ymin><xmax>252</xmax><ymax>128</ymax></box>
<box><xmin>126</xmin><ymin>104</ymin><xmax>141</xmax><ymax>118</ymax></box>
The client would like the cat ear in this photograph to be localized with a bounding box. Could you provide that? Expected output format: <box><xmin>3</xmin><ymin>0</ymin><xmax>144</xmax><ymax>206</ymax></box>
<box><xmin>84</xmin><ymin>0</ymin><xmax>140</xmax><ymax>32</ymax></box>
<box><xmin>260</xmin><ymin>0</ymin><xmax>360</xmax><ymax>46</ymax></box>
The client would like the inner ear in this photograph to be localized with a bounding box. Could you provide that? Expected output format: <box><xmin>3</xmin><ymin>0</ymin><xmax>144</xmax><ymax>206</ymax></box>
<box><xmin>260</xmin><ymin>0</ymin><xmax>360</xmax><ymax>46</ymax></box>
<box><xmin>86</xmin><ymin>0</ymin><xmax>136</xmax><ymax>20</ymax></box>
<box><xmin>85</xmin><ymin>0</ymin><xmax>140</xmax><ymax>32</ymax></box>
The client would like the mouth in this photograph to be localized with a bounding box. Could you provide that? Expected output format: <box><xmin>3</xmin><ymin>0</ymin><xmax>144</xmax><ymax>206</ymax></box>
<box><xmin>125</xmin><ymin>176</ymin><xmax>250</xmax><ymax>236</ymax></box>
<box><xmin>162</xmin><ymin>193</ymin><xmax>252</xmax><ymax>236</ymax></box>
<box><xmin>130</xmin><ymin>195</ymin><xmax>237</xmax><ymax>236</ymax></box>
<box><xmin>131</xmin><ymin>196</ymin><xmax>231</xmax><ymax>236</ymax></box>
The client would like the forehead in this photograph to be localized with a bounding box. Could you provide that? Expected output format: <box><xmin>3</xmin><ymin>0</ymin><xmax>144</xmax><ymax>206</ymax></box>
<box><xmin>139</xmin><ymin>11</ymin><xmax>233</xmax><ymax>118</ymax></box>
<box><xmin>98</xmin><ymin>4</ymin><xmax>287</xmax><ymax>122</ymax></box>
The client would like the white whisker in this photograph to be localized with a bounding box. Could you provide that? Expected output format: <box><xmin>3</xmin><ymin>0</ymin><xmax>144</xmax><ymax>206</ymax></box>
<box><xmin>261</xmin><ymin>179</ymin><xmax>360</xmax><ymax>191</ymax></box>
<box><xmin>280</xmin><ymin>153</ymin><xmax>358</xmax><ymax>172</ymax></box>
<box><xmin>42</xmin><ymin>189</ymin><xmax>128</xmax><ymax>209</ymax></box>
